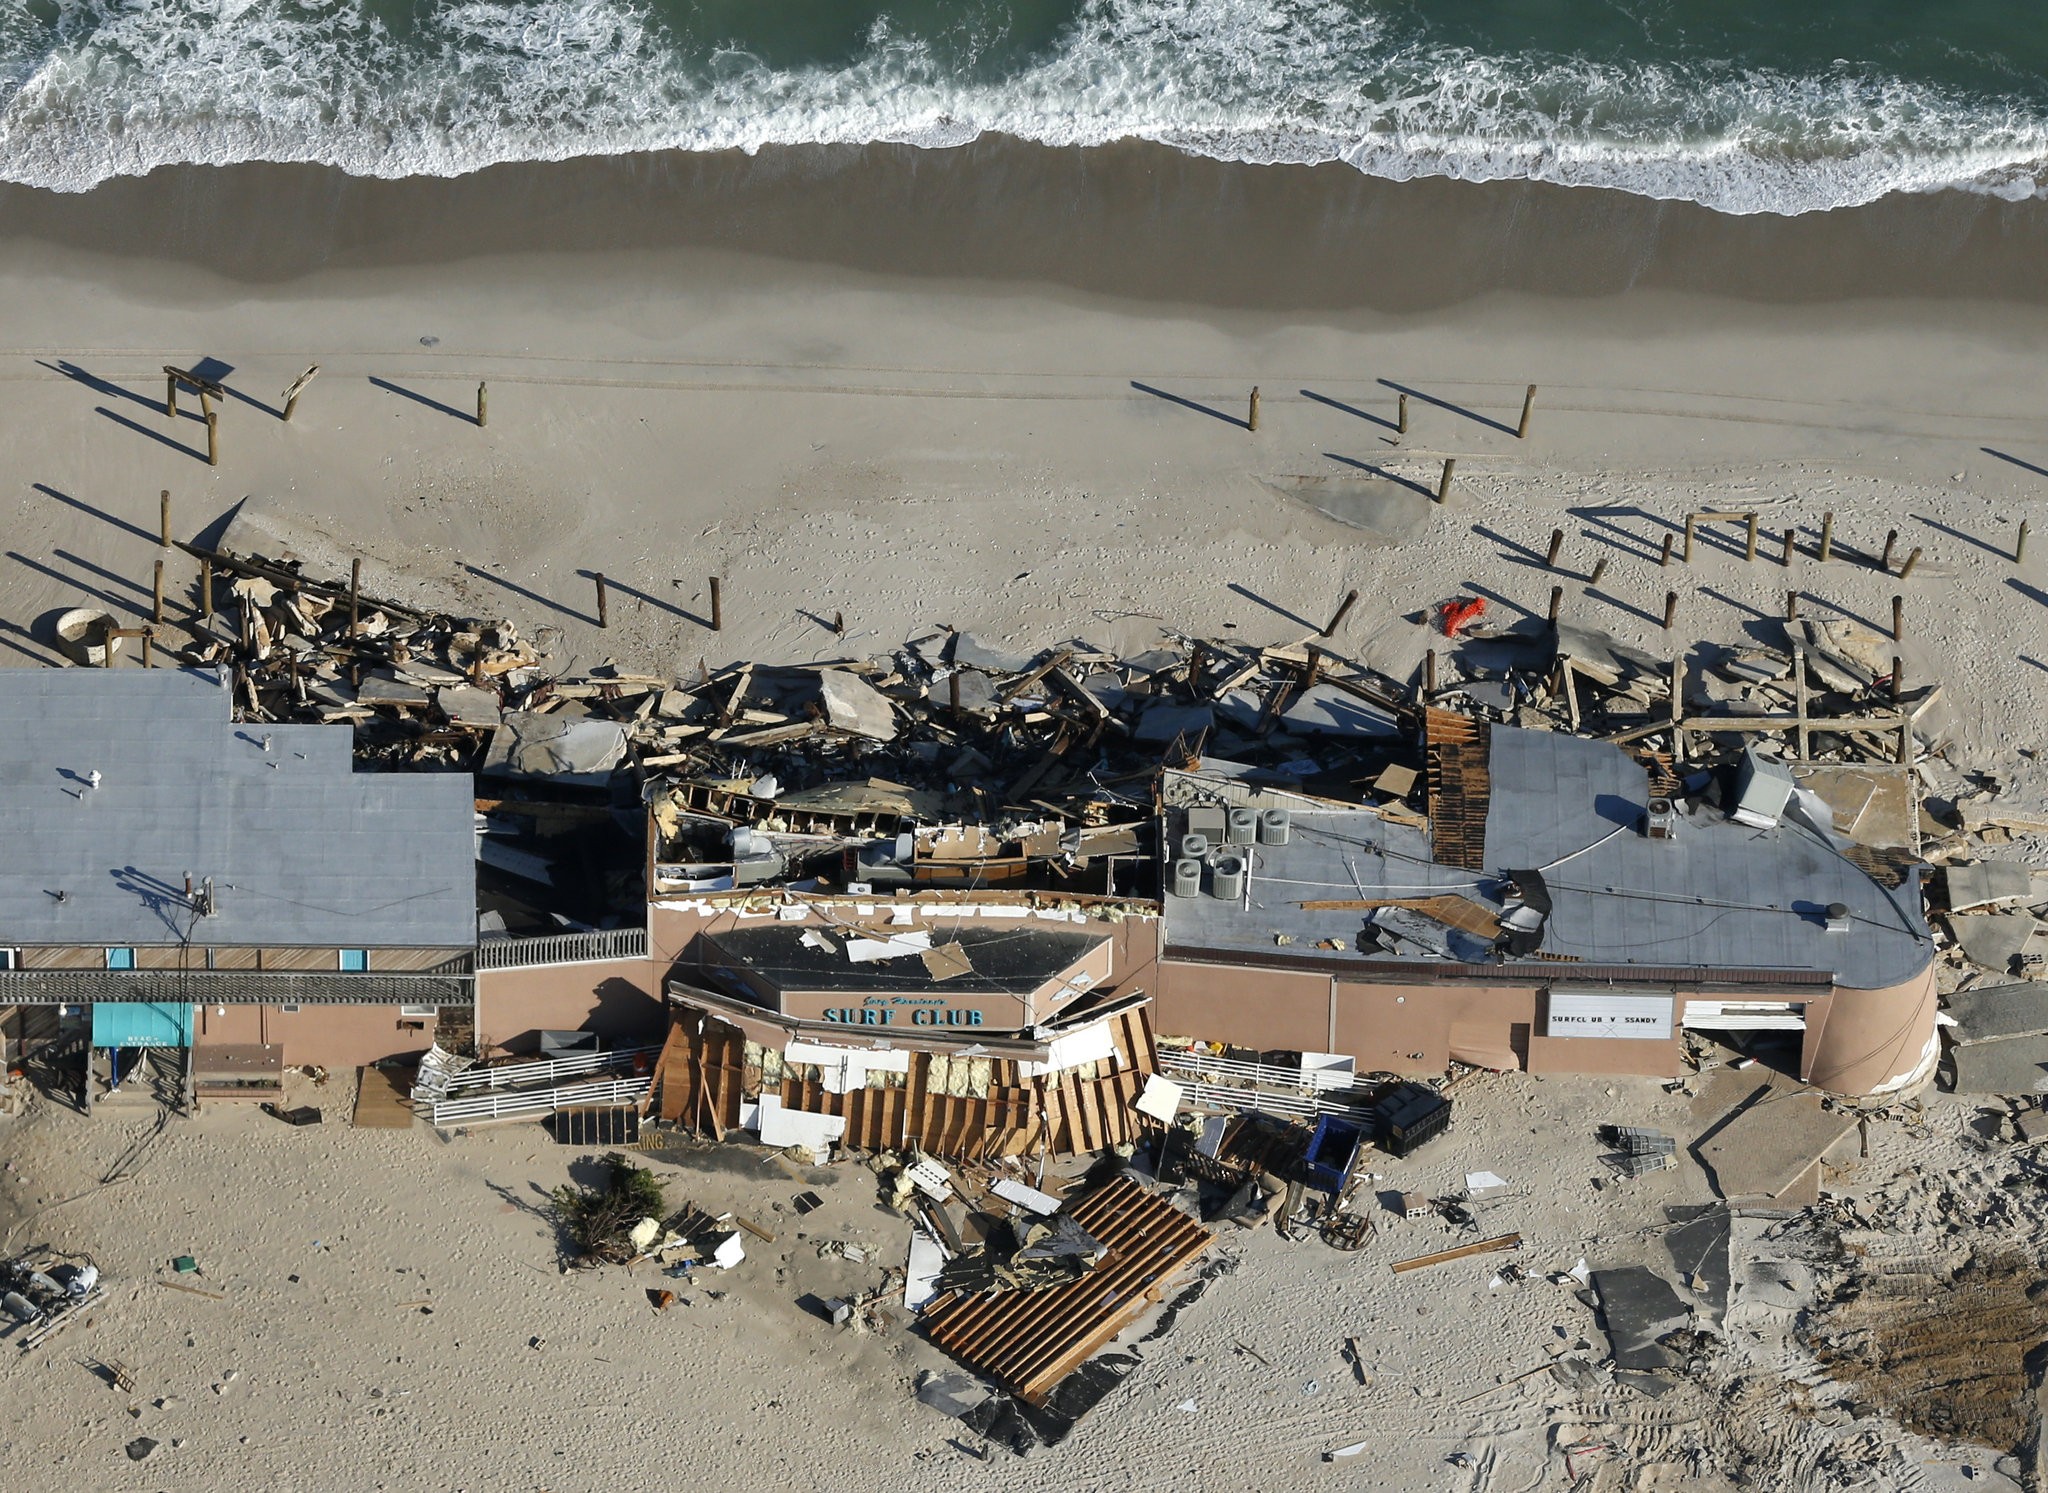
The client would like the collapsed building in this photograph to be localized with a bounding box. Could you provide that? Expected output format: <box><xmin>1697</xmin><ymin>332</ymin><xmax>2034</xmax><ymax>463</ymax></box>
<box><xmin>5</xmin><ymin>542</ymin><xmax>1945</xmax><ymax>1126</ymax></box>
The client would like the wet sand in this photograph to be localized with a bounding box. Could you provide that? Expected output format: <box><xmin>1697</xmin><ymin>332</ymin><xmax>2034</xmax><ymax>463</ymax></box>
<box><xmin>5</xmin><ymin>136</ymin><xmax>2048</xmax><ymax>308</ymax></box>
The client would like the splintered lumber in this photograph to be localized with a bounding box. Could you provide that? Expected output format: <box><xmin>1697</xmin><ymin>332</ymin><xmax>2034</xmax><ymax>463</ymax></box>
<box><xmin>922</xmin><ymin>1176</ymin><xmax>1212</xmax><ymax>1404</ymax></box>
<box><xmin>1389</xmin><ymin>1233</ymin><xmax>1521</xmax><ymax>1274</ymax></box>
<box><xmin>155</xmin><ymin>1278</ymin><xmax>227</xmax><ymax>1300</ymax></box>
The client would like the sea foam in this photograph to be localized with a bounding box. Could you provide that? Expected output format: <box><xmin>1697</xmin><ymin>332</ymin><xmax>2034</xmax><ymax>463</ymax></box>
<box><xmin>2</xmin><ymin>0</ymin><xmax>2046</xmax><ymax>214</ymax></box>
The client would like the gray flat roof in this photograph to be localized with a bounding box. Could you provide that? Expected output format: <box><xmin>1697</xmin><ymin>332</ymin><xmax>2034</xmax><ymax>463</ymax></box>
<box><xmin>0</xmin><ymin>668</ymin><xmax>475</xmax><ymax>948</ymax></box>
<box><xmin>1161</xmin><ymin>729</ymin><xmax>1931</xmax><ymax>991</ymax></box>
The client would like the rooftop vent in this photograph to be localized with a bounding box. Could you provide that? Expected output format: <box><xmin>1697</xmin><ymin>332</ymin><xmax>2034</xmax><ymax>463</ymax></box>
<box><xmin>1825</xmin><ymin>902</ymin><xmax>1852</xmax><ymax>933</ymax></box>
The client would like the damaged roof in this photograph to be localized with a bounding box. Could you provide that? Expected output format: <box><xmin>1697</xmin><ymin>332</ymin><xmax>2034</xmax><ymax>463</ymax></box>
<box><xmin>1160</xmin><ymin>728</ymin><xmax>1932</xmax><ymax>991</ymax></box>
<box><xmin>0</xmin><ymin>667</ymin><xmax>476</xmax><ymax>948</ymax></box>
<box><xmin>700</xmin><ymin>923</ymin><xmax>1105</xmax><ymax>996</ymax></box>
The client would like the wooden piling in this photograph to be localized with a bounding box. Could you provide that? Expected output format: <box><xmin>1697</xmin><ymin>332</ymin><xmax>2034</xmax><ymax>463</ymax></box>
<box><xmin>1397</xmin><ymin>393</ymin><xmax>1409</xmax><ymax>435</ymax></box>
<box><xmin>159</xmin><ymin>490</ymin><xmax>171</xmax><ymax>548</ymax></box>
<box><xmin>1303</xmin><ymin>646</ymin><xmax>1323</xmax><ymax>689</ymax></box>
<box><xmin>594</xmin><ymin>573</ymin><xmax>609</xmax><ymax>630</ymax></box>
<box><xmin>1744</xmin><ymin>513</ymin><xmax>1759</xmax><ymax>562</ymax></box>
<box><xmin>1891</xmin><ymin>655</ymin><xmax>1903</xmax><ymax>704</ymax></box>
<box><xmin>152</xmin><ymin>559</ymin><xmax>164</xmax><ymax>624</ymax></box>
<box><xmin>1892</xmin><ymin>594</ymin><xmax>1904</xmax><ymax>642</ymax></box>
<box><xmin>1517</xmin><ymin>384</ymin><xmax>1536</xmax><ymax>440</ymax></box>
<box><xmin>1587</xmin><ymin>557</ymin><xmax>1609</xmax><ymax>586</ymax></box>
<box><xmin>349</xmin><ymin>559</ymin><xmax>361</xmax><ymax>633</ymax></box>
<box><xmin>833</xmin><ymin>610</ymin><xmax>845</xmax><ymax>636</ymax></box>
<box><xmin>1436</xmin><ymin>458</ymin><xmax>1456</xmax><ymax>504</ymax></box>
<box><xmin>1658</xmin><ymin>532</ymin><xmax>1673</xmax><ymax>568</ymax></box>
<box><xmin>1322</xmin><ymin>588</ymin><xmax>1360</xmax><ymax>638</ymax></box>
<box><xmin>1683</xmin><ymin>513</ymin><xmax>1697</xmax><ymax>563</ymax></box>
<box><xmin>710</xmin><ymin>576</ymin><xmax>723</xmax><ymax>632</ymax></box>
<box><xmin>1424</xmin><ymin>649</ymin><xmax>1437</xmax><ymax>696</ymax></box>
<box><xmin>1663</xmin><ymin>591</ymin><xmax>1678</xmax><ymax>631</ymax></box>
<box><xmin>1247</xmin><ymin>387</ymin><xmax>1260</xmax><ymax>432</ymax></box>
<box><xmin>164</xmin><ymin>373</ymin><xmax>178</xmax><ymax>419</ymax></box>
<box><xmin>205</xmin><ymin>411</ymin><xmax>219</xmax><ymax>467</ymax></box>
<box><xmin>1899</xmin><ymin>546</ymin><xmax>1921</xmax><ymax>579</ymax></box>
<box><xmin>1548</xmin><ymin>585</ymin><xmax>1563</xmax><ymax>624</ymax></box>
<box><xmin>280</xmin><ymin>365</ymin><xmax>319</xmax><ymax>423</ymax></box>
<box><xmin>476</xmin><ymin>382</ymin><xmax>488</xmax><ymax>428</ymax></box>
<box><xmin>2020</xmin><ymin>520</ymin><xmax>2031</xmax><ymax>564</ymax></box>
<box><xmin>200</xmin><ymin>559</ymin><xmax>212</xmax><ymax>620</ymax></box>
<box><xmin>1785</xmin><ymin>589</ymin><xmax>1799</xmax><ymax>622</ymax></box>
<box><xmin>1881</xmin><ymin>529</ymin><xmax>1898</xmax><ymax>571</ymax></box>
<box><xmin>1780</xmin><ymin>529</ymin><xmax>1795</xmax><ymax>566</ymax></box>
<box><xmin>949</xmin><ymin>671</ymin><xmax>962</xmax><ymax>713</ymax></box>
<box><xmin>1545</xmin><ymin>528</ymin><xmax>1564</xmax><ymax>568</ymax></box>
<box><xmin>1818</xmin><ymin>511</ymin><xmax>1834</xmax><ymax>562</ymax></box>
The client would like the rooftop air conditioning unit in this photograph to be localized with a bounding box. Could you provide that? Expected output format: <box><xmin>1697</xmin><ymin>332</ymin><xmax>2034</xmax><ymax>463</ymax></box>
<box><xmin>1644</xmin><ymin>797</ymin><xmax>1677</xmax><ymax>839</ymax></box>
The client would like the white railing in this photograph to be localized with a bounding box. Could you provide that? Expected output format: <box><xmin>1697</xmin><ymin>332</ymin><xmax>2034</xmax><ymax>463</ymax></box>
<box><xmin>475</xmin><ymin>927</ymin><xmax>648</xmax><ymax>971</ymax></box>
<box><xmin>1158</xmin><ymin>1050</ymin><xmax>1357</xmax><ymax>1093</ymax></box>
<box><xmin>430</xmin><ymin>1076</ymin><xmax>651</xmax><ymax>1128</ymax></box>
<box><xmin>440</xmin><ymin>1045</ymin><xmax>661</xmax><ymax>1094</ymax></box>
<box><xmin>1171</xmin><ymin>1078</ymin><xmax>1374</xmax><ymax>1122</ymax></box>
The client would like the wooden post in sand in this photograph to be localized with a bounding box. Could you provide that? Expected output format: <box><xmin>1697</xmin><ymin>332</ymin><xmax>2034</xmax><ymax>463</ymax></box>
<box><xmin>709</xmin><ymin>577</ymin><xmax>723</xmax><ymax>632</ymax></box>
<box><xmin>1586</xmin><ymin>557</ymin><xmax>1609</xmax><ymax>587</ymax></box>
<box><xmin>1516</xmin><ymin>385</ymin><xmax>1536</xmax><ymax>440</ymax></box>
<box><xmin>281</xmin><ymin>365</ymin><xmax>320</xmax><ymax>423</ymax></box>
<box><xmin>1436</xmin><ymin>459</ymin><xmax>1456</xmax><ymax>504</ymax></box>
<box><xmin>1322</xmin><ymin>588</ymin><xmax>1360</xmax><ymax>637</ymax></box>
<box><xmin>1545</xmin><ymin>528</ymin><xmax>1565</xmax><ymax>569</ymax></box>
<box><xmin>157</xmin><ymin>490</ymin><xmax>171</xmax><ymax>548</ymax></box>
<box><xmin>1744</xmin><ymin>513</ymin><xmax>1759</xmax><ymax>561</ymax></box>
<box><xmin>594</xmin><ymin>573</ymin><xmax>609</xmax><ymax>630</ymax></box>
<box><xmin>164</xmin><ymin>371</ymin><xmax>178</xmax><ymax>419</ymax></box>
<box><xmin>1785</xmin><ymin>590</ymin><xmax>1799</xmax><ymax>623</ymax></box>
<box><xmin>152</xmin><ymin>560</ymin><xmax>164</xmax><ymax>625</ymax></box>
<box><xmin>205</xmin><ymin>411</ymin><xmax>219</xmax><ymax>467</ymax></box>
<box><xmin>949</xmin><ymin>671</ymin><xmax>962</xmax><ymax>713</ymax></box>
<box><xmin>1881</xmin><ymin>529</ymin><xmax>1898</xmax><ymax>572</ymax></box>
<box><xmin>349</xmin><ymin>559</ymin><xmax>361</xmax><ymax>633</ymax></box>
<box><xmin>1247</xmin><ymin>387</ymin><xmax>1260</xmax><ymax>432</ymax></box>
<box><xmin>1548</xmin><ymin>585</ymin><xmax>1563</xmax><ymax>624</ymax></box>
<box><xmin>1683</xmin><ymin>514</ymin><xmax>1697</xmax><ymax>563</ymax></box>
<box><xmin>1899</xmin><ymin>546</ymin><xmax>1922</xmax><ymax>579</ymax></box>
<box><xmin>1780</xmin><ymin>529</ymin><xmax>1795</xmax><ymax>566</ymax></box>
<box><xmin>1663</xmin><ymin>591</ymin><xmax>1678</xmax><ymax>631</ymax></box>
<box><xmin>1397</xmin><ymin>393</ymin><xmax>1409</xmax><ymax>435</ymax></box>
<box><xmin>1818</xmin><ymin>511</ymin><xmax>1835</xmax><ymax>562</ymax></box>
<box><xmin>199</xmin><ymin>559</ymin><xmax>212</xmax><ymax>621</ymax></box>
<box><xmin>1892</xmin><ymin>656</ymin><xmax>1904</xmax><ymax>704</ymax></box>
<box><xmin>2019</xmin><ymin>520</ymin><xmax>2031</xmax><ymax>564</ymax></box>
<box><xmin>476</xmin><ymin>382</ymin><xmax>488</xmax><ymax>428</ymax></box>
<box><xmin>833</xmin><ymin>610</ymin><xmax>845</xmax><ymax>636</ymax></box>
<box><xmin>1424</xmin><ymin>649</ymin><xmax>1437</xmax><ymax>697</ymax></box>
<box><xmin>1892</xmin><ymin>594</ymin><xmax>1904</xmax><ymax>642</ymax></box>
<box><xmin>1658</xmin><ymin>532</ymin><xmax>1673</xmax><ymax>568</ymax></box>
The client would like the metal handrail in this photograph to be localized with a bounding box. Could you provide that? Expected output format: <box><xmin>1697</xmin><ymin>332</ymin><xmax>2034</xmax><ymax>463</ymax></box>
<box><xmin>1158</xmin><ymin>1049</ymin><xmax>1357</xmax><ymax>1092</ymax></box>
<box><xmin>474</xmin><ymin>927</ymin><xmax>648</xmax><ymax>970</ymax></box>
<box><xmin>430</xmin><ymin>1076</ymin><xmax>651</xmax><ymax>1127</ymax></box>
<box><xmin>441</xmin><ymin>1045</ymin><xmax>660</xmax><ymax>1094</ymax></box>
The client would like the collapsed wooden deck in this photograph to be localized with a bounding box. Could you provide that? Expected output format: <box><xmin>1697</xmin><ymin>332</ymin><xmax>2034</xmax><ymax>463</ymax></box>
<box><xmin>654</xmin><ymin>1003</ymin><xmax>1158</xmax><ymax>1160</ymax></box>
<box><xmin>921</xmin><ymin>1177</ymin><xmax>1214</xmax><ymax>1404</ymax></box>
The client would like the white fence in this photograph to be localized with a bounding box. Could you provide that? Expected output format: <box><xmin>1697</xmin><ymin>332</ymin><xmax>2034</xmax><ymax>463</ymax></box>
<box><xmin>1157</xmin><ymin>1050</ymin><xmax>1357</xmax><ymax>1093</ymax></box>
<box><xmin>439</xmin><ymin>1045</ymin><xmax>661</xmax><ymax>1095</ymax></box>
<box><xmin>475</xmin><ymin>927</ymin><xmax>648</xmax><ymax>971</ymax></box>
<box><xmin>430</xmin><ymin>1076</ymin><xmax>651</xmax><ymax>1128</ymax></box>
<box><xmin>1158</xmin><ymin>1050</ymin><xmax>1374</xmax><ymax>1122</ymax></box>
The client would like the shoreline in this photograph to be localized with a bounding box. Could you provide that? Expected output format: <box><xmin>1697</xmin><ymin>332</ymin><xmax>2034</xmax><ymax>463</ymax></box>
<box><xmin>4</xmin><ymin>135</ymin><xmax>2048</xmax><ymax>309</ymax></box>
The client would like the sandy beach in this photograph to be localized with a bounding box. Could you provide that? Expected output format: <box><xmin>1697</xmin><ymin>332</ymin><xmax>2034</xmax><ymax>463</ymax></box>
<box><xmin>7</xmin><ymin>139</ymin><xmax>2048</xmax><ymax>1490</ymax></box>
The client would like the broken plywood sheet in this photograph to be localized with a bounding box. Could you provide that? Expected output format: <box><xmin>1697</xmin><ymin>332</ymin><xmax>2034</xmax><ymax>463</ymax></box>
<box><xmin>818</xmin><ymin>669</ymin><xmax>897</xmax><ymax>741</ymax></box>
<box><xmin>1590</xmin><ymin>1266</ymin><xmax>1691</xmax><ymax>1372</ymax></box>
<box><xmin>1950</xmin><ymin>912</ymin><xmax>2038</xmax><ymax>975</ymax></box>
<box><xmin>482</xmin><ymin>711</ymin><xmax>628</xmax><ymax>785</ymax></box>
<box><xmin>1277</xmin><ymin>684</ymin><xmax>1401</xmax><ymax>739</ymax></box>
<box><xmin>1695</xmin><ymin>1084</ymin><xmax>1856</xmax><ymax>1200</ymax></box>
<box><xmin>436</xmin><ymin>684</ymin><xmax>503</xmax><ymax>729</ymax></box>
<box><xmin>1945</xmin><ymin>982</ymin><xmax>2048</xmax><ymax>1043</ymax></box>
<box><xmin>1948</xmin><ymin>1033</ymin><xmax>2048</xmax><ymax>1096</ymax></box>
<box><xmin>1945</xmin><ymin>860</ymin><xmax>2036</xmax><ymax>914</ymax></box>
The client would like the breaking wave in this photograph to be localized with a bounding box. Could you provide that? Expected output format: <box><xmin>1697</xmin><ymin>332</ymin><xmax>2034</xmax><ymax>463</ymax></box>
<box><xmin>3</xmin><ymin>0</ymin><xmax>2048</xmax><ymax>214</ymax></box>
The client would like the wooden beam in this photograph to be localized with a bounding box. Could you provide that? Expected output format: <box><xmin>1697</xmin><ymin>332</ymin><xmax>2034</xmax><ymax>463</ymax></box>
<box><xmin>1390</xmin><ymin>1233</ymin><xmax>1522</xmax><ymax>1274</ymax></box>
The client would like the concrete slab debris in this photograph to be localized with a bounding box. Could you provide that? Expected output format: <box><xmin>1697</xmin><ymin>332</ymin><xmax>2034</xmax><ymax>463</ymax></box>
<box><xmin>1945</xmin><ymin>860</ymin><xmax>2036</xmax><ymax>913</ymax></box>
<box><xmin>817</xmin><ymin>669</ymin><xmax>898</xmax><ymax>741</ymax></box>
<box><xmin>1694</xmin><ymin>1084</ymin><xmax>1857</xmax><ymax>1200</ymax></box>
<box><xmin>1951</xmin><ymin>912</ymin><xmax>2038</xmax><ymax>975</ymax></box>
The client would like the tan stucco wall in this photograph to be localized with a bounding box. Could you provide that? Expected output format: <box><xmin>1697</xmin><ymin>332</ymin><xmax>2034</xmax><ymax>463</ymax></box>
<box><xmin>1799</xmin><ymin>965</ymin><xmax>1940</xmax><ymax>1096</ymax></box>
<box><xmin>475</xmin><ymin>957</ymin><xmax>663</xmax><ymax>1055</ymax></box>
<box><xmin>1155</xmin><ymin>959</ymin><xmax>1333</xmax><ymax>1053</ymax></box>
<box><xmin>192</xmin><ymin>1003</ymin><xmax>438</xmax><ymax>1068</ymax></box>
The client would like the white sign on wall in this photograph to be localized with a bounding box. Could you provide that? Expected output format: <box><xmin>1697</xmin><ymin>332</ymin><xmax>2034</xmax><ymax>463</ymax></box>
<box><xmin>1546</xmin><ymin>990</ymin><xmax>1675</xmax><ymax>1041</ymax></box>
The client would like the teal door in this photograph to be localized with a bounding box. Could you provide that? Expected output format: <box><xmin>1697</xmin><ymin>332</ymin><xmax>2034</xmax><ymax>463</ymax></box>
<box><xmin>90</xmin><ymin>1003</ymin><xmax>195</xmax><ymax>1048</ymax></box>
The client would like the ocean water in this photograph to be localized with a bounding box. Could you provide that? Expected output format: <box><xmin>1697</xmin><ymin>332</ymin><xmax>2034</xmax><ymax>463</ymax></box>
<box><xmin>4</xmin><ymin>0</ymin><xmax>2048</xmax><ymax>213</ymax></box>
